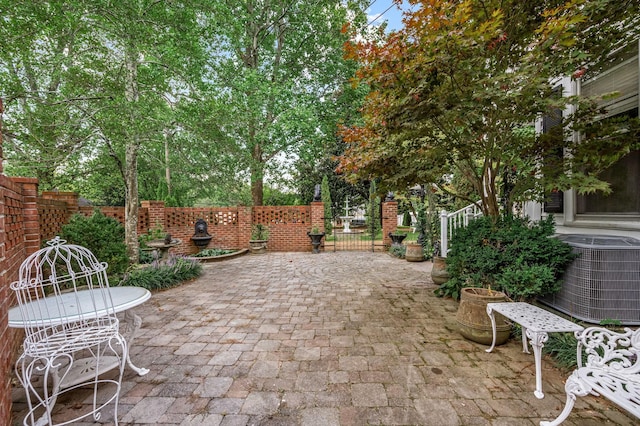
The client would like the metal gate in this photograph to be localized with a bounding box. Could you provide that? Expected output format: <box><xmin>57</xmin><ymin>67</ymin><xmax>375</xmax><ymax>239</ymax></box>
<box><xmin>327</xmin><ymin>202</ymin><xmax>384</xmax><ymax>252</ymax></box>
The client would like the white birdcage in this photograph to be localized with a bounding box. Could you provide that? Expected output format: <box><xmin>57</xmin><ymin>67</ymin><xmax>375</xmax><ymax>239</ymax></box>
<box><xmin>11</xmin><ymin>237</ymin><xmax>127</xmax><ymax>426</ymax></box>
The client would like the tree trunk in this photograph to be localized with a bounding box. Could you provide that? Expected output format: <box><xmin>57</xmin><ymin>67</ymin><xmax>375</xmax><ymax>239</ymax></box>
<box><xmin>164</xmin><ymin>128</ymin><xmax>171</xmax><ymax>196</ymax></box>
<box><xmin>124</xmin><ymin>143</ymin><xmax>140</xmax><ymax>262</ymax></box>
<box><xmin>251</xmin><ymin>176</ymin><xmax>263</xmax><ymax>206</ymax></box>
<box><xmin>124</xmin><ymin>46</ymin><xmax>140</xmax><ymax>263</ymax></box>
<box><xmin>250</xmin><ymin>138</ymin><xmax>263</xmax><ymax>206</ymax></box>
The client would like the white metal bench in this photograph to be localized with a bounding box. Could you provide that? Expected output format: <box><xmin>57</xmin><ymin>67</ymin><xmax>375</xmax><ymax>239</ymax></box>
<box><xmin>486</xmin><ymin>302</ymin><xmax>584</xmax><ymax>399</ymax></box>
<box><xmin>541</xmin><ymin>326</ymin><xmax>640</xmax><ymax>425</ymax></box>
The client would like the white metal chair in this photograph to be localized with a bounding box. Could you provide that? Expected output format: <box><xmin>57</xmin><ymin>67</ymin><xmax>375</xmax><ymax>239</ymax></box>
<box><xmin>11</xmin><ymin>237</ymin><xmax>127</xmax><ymax>426</ymax></box>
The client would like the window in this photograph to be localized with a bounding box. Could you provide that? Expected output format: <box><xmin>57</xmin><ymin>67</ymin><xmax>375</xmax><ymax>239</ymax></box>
<box><xmin>576</xmin><ymin>44</ymin><xmax>639</xmax><ymax>216</ymax></box>
<box><xmin>576</xmin><ymin>149</ymin><xmax>640</xmax><ymax>214</ymax></box>
<box><xmin>576</xmin><ymin>108</ymin><xmax>640</xmax><ymax>214</ymax></box>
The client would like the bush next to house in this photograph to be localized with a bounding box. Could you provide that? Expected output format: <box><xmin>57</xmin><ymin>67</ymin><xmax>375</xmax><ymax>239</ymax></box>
<box><xmin>119</xmin><ymin>256</ymin><xmax>203</xmax><ymax>291</ymax></box>
<box><xmin>60</xmin><ymin>210</ymin><xmax>129</xmax><ymax>278</ymax></box>
<box><xmin>436</xmin><ymin>215</ymin><xmax>576</xmax><ymax>301</ymax></box>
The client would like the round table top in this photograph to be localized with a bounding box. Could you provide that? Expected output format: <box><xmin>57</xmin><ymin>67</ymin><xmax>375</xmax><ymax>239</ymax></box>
<box><xmin>8</xmin><ymin>286</ymin><xmax>151</xmax><ymax>328</ymax></box>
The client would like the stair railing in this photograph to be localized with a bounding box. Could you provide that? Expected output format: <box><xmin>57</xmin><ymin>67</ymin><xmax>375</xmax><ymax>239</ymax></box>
<box><xmin>439</xmin><ymin>202</ymin><xmax>483</xmax><ymax>257</ymax></box>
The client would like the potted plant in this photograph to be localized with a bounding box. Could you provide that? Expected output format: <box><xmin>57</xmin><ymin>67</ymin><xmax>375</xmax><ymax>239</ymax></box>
<box><xmin>307</xmin><ymin>226</ymin><xmax>325</xmax><ymax>254</ymax></box>
<box><xmin>430</xmin><ymin>241</ymin><xmax>449</xmax><ymax>285</ymax></box>
<box><xmin>436</xmin><ymin>215</ymin><xmax>576</xmax><ymax>346</ymax></box>
<box><xmin>456</xmin><ymin>286</ymin><xmax>511</xmax><ymax>345</ymax></box>
<box><xmin>249</xmin><ymin>224</ymin><xmax>269</xmax><ymax>254</ymax></box>
<box><xmin>405</xmin><ymin>242</ymin><xmax>425</xmax><ymax>262</ymax></box>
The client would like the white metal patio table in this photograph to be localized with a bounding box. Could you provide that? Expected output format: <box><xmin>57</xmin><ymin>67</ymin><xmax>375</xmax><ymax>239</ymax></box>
<box><xmin>9</xmin><ymin>285</ymin><xmax>152</xmax><ymax>377</ymax></box>
<box><xmin>486</xmin><ymin>302</ymin><xmax>584</xmax><ymax>399</ymax></box>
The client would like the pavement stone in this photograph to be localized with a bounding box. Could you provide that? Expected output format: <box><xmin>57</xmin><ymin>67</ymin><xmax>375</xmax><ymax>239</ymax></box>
<box><xmin>11</xmin><ymin>252</ymin><xmax>639</xmax><ymax>425</ymax></box>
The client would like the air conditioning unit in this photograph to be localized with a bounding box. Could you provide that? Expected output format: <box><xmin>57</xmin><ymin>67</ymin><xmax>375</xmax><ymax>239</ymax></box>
<box><xmin>540</xmin><ymin>234</ymin><xmax>640</xmax><ymax>325</ymax></box>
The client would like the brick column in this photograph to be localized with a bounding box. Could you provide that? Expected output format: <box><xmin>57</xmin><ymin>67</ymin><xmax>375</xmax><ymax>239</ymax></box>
<box><xmin>12</xmin><ymin>178</ymin><xmax>40</xmax><ymax>255</ymax></box>
<box><xmin>381</xmin><ymin>200</ymin><xmax>398</xmax><ymax>248</ymax></box>
<box><xmin>310</xmin><ymin>201</ymin><xmax>325</xmax><ymax>233</ymax></box>
<box><xmin>0</xmin><ymin>102</ymin><xmax>10</xmax><ymax>425</ymax></box>
<box><xmin>237</xmin><ymin>206</ymin><xmax>252</xmax><ymax>249</ymax></box>
<box><xmin>141</xmin><ymin>200</ymin><xmax>166</xmax><ymax>233</ymax></box>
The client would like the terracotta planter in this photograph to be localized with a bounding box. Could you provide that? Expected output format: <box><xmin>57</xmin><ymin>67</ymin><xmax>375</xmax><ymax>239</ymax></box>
<box><xmin>431</xmin><ymin>256</ymin><xmax>450</xmax><ymax>285</ymax></box>
<box><xmin>405</xmin><ymin>243</ymin><xmax>424</xmax><ymax>262</ymax></box>
<box><xmin>456</xmin><ymin>287</ymin><xmax>510</xmax><ymax>346</ymax></box>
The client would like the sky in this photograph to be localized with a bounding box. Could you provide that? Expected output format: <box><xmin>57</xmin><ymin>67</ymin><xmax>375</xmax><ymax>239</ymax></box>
<box><xmin>366</xmin><ymin>0</ymin><xmax>416</xmax><ymax>32</ymax></box>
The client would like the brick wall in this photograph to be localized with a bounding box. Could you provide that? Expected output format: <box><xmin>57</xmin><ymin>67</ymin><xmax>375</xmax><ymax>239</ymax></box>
<box><xmin>0</xmin><ymin>97</ymin><xmax>7</xmax><ymax>426</ymax></box>
<box><xmin>252</xmin><ymin>205</ymin><xmax>313</xmax><ymax>252</ymax></box>
<box><xmin>35</xmin><ymin>196</ymin><xmax>399</xmax><ymax>256</ymax></box>
<box><xmin>35</xmin><ymin>197</ymin><xmax>326</xmax><ymax>255</ymax></box>
<box><xmin>162</xmin><ymin>206</ymin><xmax>242</xmax><ymax>255</ymax></box>
<box><xmin>0</xmin><ymin>175</ymin><xmax>39</xmax><ymax>426</ymax></box>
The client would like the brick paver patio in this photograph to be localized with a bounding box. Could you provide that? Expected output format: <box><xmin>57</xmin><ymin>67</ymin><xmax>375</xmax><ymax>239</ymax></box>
<box><xmin>11</xmin><ymin>252</ymin><xmax>636</xmax><ymax>425</ymax></box>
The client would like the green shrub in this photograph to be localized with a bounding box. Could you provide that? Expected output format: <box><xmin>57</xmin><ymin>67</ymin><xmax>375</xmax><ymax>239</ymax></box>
<box><xmin>321</xmin><ymin>175</ymin><xmax>333</xmax><ymax>236</ymax></box>
<box><xmin>119</xmin><ymin>256</ymin><xmax>202</xmax><ymax>291</ymax></box>
<box><xmin>436</xmin><ymin>215</ymin><xmax>576</xmax><ymax>301</ymax></box>
<box><xmin>251</xmin><ymin>224</ymin><xmax>269</xmax><ymax>240</ymax></box>
<box><xmin>138</xmin><ymin>249</ymin><xmax>156</xmax><ymax>265</ymax></box>
<box><xmin>402</xmin><ymin>211</ymin><xmax>412</xmax><ymax>227</ymax></box>
<box><xmin>60</xmin><ymin>210</ymin><xmax>129</xmax><ymax>277</ymax></box>
<box><xmin>139</xmin><ymin>227</ymin><xmax>166</xmax><ymax>247</ymax></box>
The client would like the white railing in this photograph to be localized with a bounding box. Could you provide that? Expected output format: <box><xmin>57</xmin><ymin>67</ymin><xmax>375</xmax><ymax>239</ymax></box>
<box><xmin>439</xmin><ymin>202</ymin><xmax>483</xmax><ymax>256</ymax></box>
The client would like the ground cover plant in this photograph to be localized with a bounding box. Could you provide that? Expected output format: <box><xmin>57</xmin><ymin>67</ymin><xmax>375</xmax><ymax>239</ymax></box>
<box><xmin>119</xmin><ymin>256</ymin><xmax>202</xmax><ymax>291</ymax></box>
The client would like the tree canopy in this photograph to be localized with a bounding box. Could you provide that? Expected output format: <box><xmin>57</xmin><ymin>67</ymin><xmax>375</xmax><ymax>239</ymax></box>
<box><xmin>339</xmin><ymin>0</ymin><xmax>640</xmax><ymax>217</ymax></box>
<box><xmin>1</xmin><ymin>0</ymin><xmax>377</xmax><ymax>258</ymax></box>
<box><xmin>1</xmin><ymin>0</ymin><xmax>373</xmax><ymax>207</ymax></box>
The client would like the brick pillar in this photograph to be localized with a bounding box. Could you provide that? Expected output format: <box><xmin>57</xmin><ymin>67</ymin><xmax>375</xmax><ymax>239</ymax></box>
<box><xmin>141</xmin><ymin>200</ymin><xmax>166</xmax><ymax>233</ymax></box>
<box><xmin>0</xmin><ymin>105</ymin><xmax>9</xmax><ymax>425</ymax></box>
<box><xmin>237</xmin><ymin>206</ymin><xmax>252</xmax><ymax>249</ymax></box>
<box><xmin>0</xmin><ymin>98</ymin><xmax>3</xmax><ymax>174</ymax></box>
<box><xmin>310</xmin><ymin>201</ymin><xmax>325</xmax><ymax>233</ymax></box>
<box><xmin>12</xmin><ymin>178</ymin><xmax>40</xmax><ymax>255</ymax></box>
<box><xmin>381</xmin><ymin>200</ymin><xmax>398</xmax><ymax>248</ymax></box>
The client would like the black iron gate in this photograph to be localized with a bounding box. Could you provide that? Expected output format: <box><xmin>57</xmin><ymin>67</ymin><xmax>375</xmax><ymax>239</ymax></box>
<box><xmin>327</xmin><ymin>200</ymin><xmax>384</xmax><ymax>252</ymax></box>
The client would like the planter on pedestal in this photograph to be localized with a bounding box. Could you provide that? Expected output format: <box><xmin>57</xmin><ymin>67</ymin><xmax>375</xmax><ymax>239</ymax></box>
<box><xmin>249</xmin><ymin>224</ymin><xmax>269</xmax><ymax>254</ymax></box>
<box><xmin>388</xmin><ymin>232</ymin><xmax>407</xmax><ymax>247</ymax></box>
<box><xmin>456</xmin><ymin>287</ymin><xmax>510</xmax><ymax>346</ymax></box>
<box><xmin>248</xmin><ymin>239</ymin><xmax>268</xmax><ymax>254</ymax></box>
<box><xmin>307</xmin><ymin>232</ymin><xmax>325</xmax><ymax>254</ymax></box>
